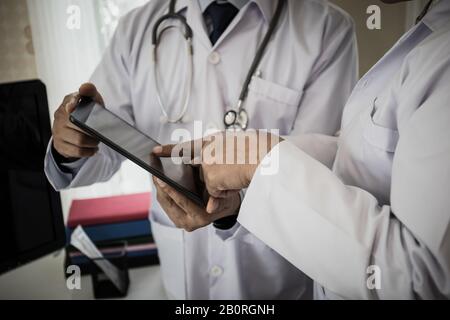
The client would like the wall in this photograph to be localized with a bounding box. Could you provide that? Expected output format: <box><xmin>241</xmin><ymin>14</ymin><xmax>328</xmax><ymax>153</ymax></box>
<box><xmin>0</xmin><ymin>0</ymin><xmax>37</xmax><ymax>83</ymax></box>
<box><xmin>331</xmin><ymin>0</ymin><xmax>408</xmax><ymax>76</ymax></box>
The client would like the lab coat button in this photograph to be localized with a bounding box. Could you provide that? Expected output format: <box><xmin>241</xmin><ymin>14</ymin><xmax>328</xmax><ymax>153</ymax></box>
<box><xmin>210</xmin><ymin>265</ymin><xmax>223</xmax><ymax>277</ymax></box>
<box><xmin>208</xmin><ymin>52</ymin><xmax>221</xmax><ymax>65</ymax></box>
<box><xmin>363</xmin><ymin>79</ymin><xmax>370</xmax><ymax>88</ymax></box>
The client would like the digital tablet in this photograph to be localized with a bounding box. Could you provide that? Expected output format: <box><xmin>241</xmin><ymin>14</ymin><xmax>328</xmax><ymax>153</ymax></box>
<box><xmin>69</xmin><ymin>98</ymin><xmax>206</xmax><ymax>207</ymax></box>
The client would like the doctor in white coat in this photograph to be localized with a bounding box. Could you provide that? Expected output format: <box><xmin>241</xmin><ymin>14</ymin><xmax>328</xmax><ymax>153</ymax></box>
<box><xmin>44</xmin><ymin>0</ymin><xmax>357</xmax><ymax>299</ymax></box>
<box><xmin>153</xmin><ymin>0</ymin><xmax>450</xmax><ymax>299</ymax></box>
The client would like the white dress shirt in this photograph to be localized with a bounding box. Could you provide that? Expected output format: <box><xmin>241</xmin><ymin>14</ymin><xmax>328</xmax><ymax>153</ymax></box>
<box><xmin>239</xmin><ymin>0</ymin><xmax>450</xmax><ymax>299</ymax></box>
<box><xmin>44</xmin><ymin>0</ymin><xmax>357</xmax><ymax>299</ymax></box>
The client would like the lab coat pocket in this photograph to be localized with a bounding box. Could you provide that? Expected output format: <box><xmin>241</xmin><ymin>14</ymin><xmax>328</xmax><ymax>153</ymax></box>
<box><xmin>150</xmin><ymin>215</ymin><xmax>186</xmax><ymax>299</ymax></box>
<box><xmin>245</xmin><ymin>76</ymin><xmax>302</xmax><ymax>133</ymax></box>
<box><xmin>363</xmin><ymin>107</ymin><xmax>399</xmax><ymax>153</ymax></box>
<box><xmin>362</xmin><ymin>105</ymin><xmax>399</xmax><ymax>203</ymax></box>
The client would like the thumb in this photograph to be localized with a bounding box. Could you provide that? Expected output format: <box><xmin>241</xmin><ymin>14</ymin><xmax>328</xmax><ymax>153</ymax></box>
<box><xmin>153</xmin><ymin>138</ymin><xmax>203</xmax><ymax>161</ymax></box>
<box><xmin>206</xmin><ymin>195</ymin><xmax>238</xmax><ymax>214</ymax></box>
<box><xmin>79</xmin><ymin>82</ymin><xmax>104</xmax><ymax>106</ymax></box>
<box><xmin>206</xmin><ymin>197</ymin><xmax>223</xmax><ymax>214</ymax></box>
<box><xmin>152</xmin><ymin>144</ymin><xmax>177</xmax><ymax>157</ymax></box>
<box><xmin>64</xmin><ymin>92</ymin><xmax>80</xmax><ymax>113</ymax></box>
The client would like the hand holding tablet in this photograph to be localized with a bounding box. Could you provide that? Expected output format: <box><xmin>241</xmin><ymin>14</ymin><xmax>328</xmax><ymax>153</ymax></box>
<box><xmin>69</xmin><ymin>97</ymin><xmax>206</xmax><ymax>207</ymax></box>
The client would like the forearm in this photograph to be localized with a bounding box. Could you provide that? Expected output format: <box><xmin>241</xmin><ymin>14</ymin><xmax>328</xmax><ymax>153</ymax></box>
<box><xmin>239</xmin><ymin>141</ymin><xmax>450</xmax><ymax>299</ymax></box>
<box><xmin>283</xmin><ymin>133</ymin><xmax>338</xmax><ymax>169</ymax></box>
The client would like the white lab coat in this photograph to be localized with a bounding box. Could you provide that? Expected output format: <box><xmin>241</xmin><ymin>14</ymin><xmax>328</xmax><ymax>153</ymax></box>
<box><xmin>238</xmin><ymin>1</ymin><xmax>450</xmax><ymax>299</ymax></box>
<box><xmin>44</xmin><ymin>0</ymin><xmax>357</xmax><ymax>299</ymax></box>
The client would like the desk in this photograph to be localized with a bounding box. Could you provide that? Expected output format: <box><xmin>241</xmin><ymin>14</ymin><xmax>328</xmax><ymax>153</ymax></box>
<box><xmin>0</xmin><ymin>251</ymin><xmax>167</xmax><ymax>300</ymax></box>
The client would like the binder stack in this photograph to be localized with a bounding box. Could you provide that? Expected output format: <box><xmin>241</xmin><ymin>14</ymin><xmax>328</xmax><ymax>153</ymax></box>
<box><xmin>65</xmin><ymin>192</ymin><xmax>159</xmax><ymax>275</ymax></box>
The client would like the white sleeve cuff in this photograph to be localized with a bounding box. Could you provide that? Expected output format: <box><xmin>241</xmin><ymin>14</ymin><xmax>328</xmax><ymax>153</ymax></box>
<box><xmin>237</xmin><ymin>140</ymin><xmax>385</xmax><ymax>298</ymax></box>
<box><xmin>43</xmin><ymin>139</ymin><xmax>80</xmax><ymax>190</ymax></box>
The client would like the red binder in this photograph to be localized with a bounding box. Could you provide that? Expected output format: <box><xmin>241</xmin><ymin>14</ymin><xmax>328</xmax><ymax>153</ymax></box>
<box><xmin>67</xmin><ymin>192</ymin><xmax>151</xmax><ymax>228</ymax></box>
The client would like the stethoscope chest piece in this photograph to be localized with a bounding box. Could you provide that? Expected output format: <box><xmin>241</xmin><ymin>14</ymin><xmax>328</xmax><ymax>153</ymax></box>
<box><xmin>237</xmin><ymin>109</ymin><xmax>249</xmax><ymax>130</ymax></box>
<box><xmin>223</xmin><ymin>108</ymin><xmax>249</xmax><ymax>130</ymax></box>
<box><xmin>224</xmin><ymin>110</ymin><xmax>237</xmax><ymax>127</ymax></box>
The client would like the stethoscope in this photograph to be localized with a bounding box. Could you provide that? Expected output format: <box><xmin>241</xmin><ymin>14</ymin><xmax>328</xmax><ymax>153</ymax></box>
<box><xmin>152</xmin><ymin>0</ymin><xmax>286</xmax><ymax>130</ymax></box>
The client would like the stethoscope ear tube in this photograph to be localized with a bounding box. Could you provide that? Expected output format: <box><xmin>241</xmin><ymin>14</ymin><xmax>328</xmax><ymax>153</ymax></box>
<box><xmin>153</xmin><ymin>25</ymin><xmax>193</xmax><ymax>123</ymax></box>
<box><xmin>152</xmin><ymin>13</ymin><xmax>192</xmax><ymax>46</ymax></box>
<box><xmin>152</xmin><ymin>0</ymin><xmax>194</xmax><ymax>124</ymax></box>
<box><xmin>152</xmin><ymin>0</ymin><xmax>191</xmax><ymax>45</ymax></box>
<box><xmin>224</xmin><ymin>0</ymin><xmax>286</xmax><ymax>130</ymax></box>
<box><xmin>152</xmin><ymin>0</ymin><xmax>192</xmax><ymax>46</ymax></box>
<box><xmin>236</xmin><ymin>0</ymin><xmax>286</xmax><ymax>104</ymax></box>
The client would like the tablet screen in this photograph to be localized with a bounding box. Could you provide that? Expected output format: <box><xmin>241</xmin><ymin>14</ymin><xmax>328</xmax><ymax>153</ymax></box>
<box><xmin>70</xmin><ymin>99</ymin><xmax>205</xmax><ymax>206</ymax></box>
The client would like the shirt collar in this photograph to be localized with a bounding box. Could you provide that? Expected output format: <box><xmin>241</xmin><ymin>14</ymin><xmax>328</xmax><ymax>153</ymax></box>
<box><xmin>175</xmin><ymin>0</ymin><xmax>276</xmax><ymax>23</ymax></box>
<box><xmin>198</xmin><ymin>0</ymin><xmax>249</xmax><ymax>12</ymax></box>
<box><xmin>251</xmin><ymin>0</ymin><xmax>278</xmax><ymax>22</ymax></box>
<box><xmin>421</xmin><ymin>0</ymin><xmax>450</xmax><ymax>32</ymax></box>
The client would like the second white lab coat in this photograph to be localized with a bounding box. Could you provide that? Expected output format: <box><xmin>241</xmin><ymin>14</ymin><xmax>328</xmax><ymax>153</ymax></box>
<box><xmin>44</xmin><ymin>0</ymin><xmax>357</xmax><ymax>299</ymax></box>
<box><xmin>239</xmin><ymin>1</ymin><xmax>450</xmax><ymax>299</ymax></box>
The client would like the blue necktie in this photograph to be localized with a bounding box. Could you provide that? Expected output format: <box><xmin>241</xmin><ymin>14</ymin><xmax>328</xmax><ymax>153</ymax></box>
<box><xmin>204</xmin><ymin>1</ymin><xmax>239</xmax><ymax>45</ymax></box>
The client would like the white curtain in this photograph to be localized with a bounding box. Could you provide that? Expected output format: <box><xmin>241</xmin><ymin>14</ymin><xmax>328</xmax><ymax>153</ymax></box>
<box><xmin>27</xmin><ymin>0</ymin><xmax>150</xmax><ymax>220</ymax></box>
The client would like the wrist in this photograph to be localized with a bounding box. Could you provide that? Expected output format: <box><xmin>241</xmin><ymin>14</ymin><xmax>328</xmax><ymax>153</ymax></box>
<box><xmin>212</xmin><ymin>192</ymin><xmax>241</xmax><ymax>230</ymax></box>
<box><xmin>51</xmin><ymin>141</ymin><xmax>80</xmax><ymax>164</ymax></box>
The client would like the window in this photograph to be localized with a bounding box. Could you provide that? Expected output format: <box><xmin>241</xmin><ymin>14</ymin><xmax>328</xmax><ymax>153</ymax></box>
<box><xmin>28</xmin><ymin>0</ymin><xmax>151</xmax><ymax>218</ymax></box>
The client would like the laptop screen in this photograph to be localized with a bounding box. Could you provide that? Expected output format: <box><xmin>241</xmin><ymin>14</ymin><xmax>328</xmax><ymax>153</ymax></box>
<box><xmin>0</xmin><ymin>80</ymin><xmax>65</xmax><ymax>275</ymax></box>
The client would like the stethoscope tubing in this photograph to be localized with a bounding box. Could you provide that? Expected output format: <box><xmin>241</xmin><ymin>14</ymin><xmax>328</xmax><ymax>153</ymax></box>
<box><xmin>152</xmin><ymin>0</ymin><xmax>194</xmax><ymax>124</ymax></box>
<box><xmin>152</xmin><ymin>28</ymin><xmax>193</xmax><ymax>123</ymax></box>
<box><xmin>152</xmin><ymin>0</ymin><xmax>286</xmax><ymax>129</ymax></box>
